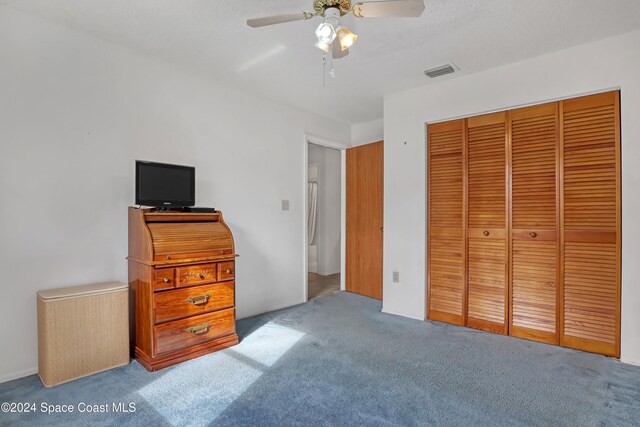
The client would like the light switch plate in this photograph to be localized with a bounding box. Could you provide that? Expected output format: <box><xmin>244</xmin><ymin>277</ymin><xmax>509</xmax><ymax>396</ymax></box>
<box><xmin>281</xmin><ymin>200</ymin><xmax>290</xmax><ymax>211</ymax></box>
<box><xmin>393</xmin><ymin>271</ymin><xmax>400</xmax><ymax>283</ymax></box>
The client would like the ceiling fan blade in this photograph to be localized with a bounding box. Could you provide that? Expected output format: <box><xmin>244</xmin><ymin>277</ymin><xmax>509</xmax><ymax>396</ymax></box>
<box><xmin>352</xmin><ymin>0</ymin><xmax>425</xmax><ymax>18</ymax></box>
<box><xmin>247</xmin><ymin>12</ymin><xmax>314</xmax><ymax>28</ymax></box>
<box><xmin>332</xmin><ymin>40</ymin><xmax>349</xmax><ymax>59</ymax></box>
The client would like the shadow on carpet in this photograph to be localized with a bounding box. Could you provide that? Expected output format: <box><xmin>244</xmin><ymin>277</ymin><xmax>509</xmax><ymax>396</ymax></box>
<box><xmin>1</xmin><ymin>292</ymin><xmax>639</xmax><ymax>426</ymax></box>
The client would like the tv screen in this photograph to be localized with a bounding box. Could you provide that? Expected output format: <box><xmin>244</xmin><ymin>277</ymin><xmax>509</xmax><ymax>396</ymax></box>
<box><xmin>135</xmin><ymin>160</ymin><xmax>195</xmax><ymax>207</ymax></box>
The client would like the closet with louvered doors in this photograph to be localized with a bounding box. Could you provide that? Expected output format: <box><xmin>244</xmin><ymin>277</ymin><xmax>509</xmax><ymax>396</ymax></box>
<box><xmin>509</xmin><ymin>103</ymin><xmax>560</xmax><ymax>344</ymax></box>
<box><xmin>560</xmin><ymin>92</ymin><xmax>621</xmax><ymax>357</ymax></box>
<box><xmin>427</xmin><ymin>119</ymin><xmax>465</xmax><ymax>326</ymax></box>
<box><xmin>426</xmin><ymin>90</ymin><xmax>621</xmax><ymax>358</ymax></box>
<box><xmin>465</xmin><ymin>112</ymin><xmax>508</xmax><ymax>334</ymax></box>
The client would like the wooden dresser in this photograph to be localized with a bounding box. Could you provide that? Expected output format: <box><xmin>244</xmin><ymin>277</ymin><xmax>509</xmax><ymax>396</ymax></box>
<box><xmin>128</xmin><ymin>207</ymin><xmax>238</xmax><ymax>371</ymax></box>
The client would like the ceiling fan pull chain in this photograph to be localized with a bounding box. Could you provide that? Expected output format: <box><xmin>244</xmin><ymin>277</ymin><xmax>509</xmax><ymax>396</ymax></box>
<box><xmin>322</xmin><ymin>54</ymin><xmax>326</xmax><ymax>87</ymax></box>
<box><xmin>329</xmin><ymin>52</ymin><xmax>336</xmax><ymax>78</ymax></box>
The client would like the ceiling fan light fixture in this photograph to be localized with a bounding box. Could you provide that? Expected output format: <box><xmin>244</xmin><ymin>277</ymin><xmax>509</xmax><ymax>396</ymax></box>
<box><xmin>315</xmin><ymin>22</ymin><xmax>337</xmax><ymax>44</ymax></box>
<box><xmin>315</xmin><ymin>7</ymin><xmax>341</xmax><ymax>44</ymax></box>
<box><xmin>336</xmin><ymin>25</ymin><xmax>358</xmax><ymax>51</ymax></box>
<box><xmin>247</xmin><ymin>1</ymin><xmax>426</xmax><ymax>61</ymax></box>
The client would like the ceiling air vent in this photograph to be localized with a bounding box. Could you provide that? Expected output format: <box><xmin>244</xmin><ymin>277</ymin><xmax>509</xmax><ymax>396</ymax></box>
<box><xmin>424</xmin><ymin>64</ymin><xmax>456</xmax><ymax>78</ymax></box>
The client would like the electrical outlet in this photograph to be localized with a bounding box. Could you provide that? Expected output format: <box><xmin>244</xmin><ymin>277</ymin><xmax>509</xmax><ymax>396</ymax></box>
<box><xmin>393</xmin><ymin>271</ymin><xmax>400</xmax><ymax>283</ymax></box>
<box><xmin>281</xmin><ymin>200</ymin><xmax>290</xmax><ymax>211</ymax></box>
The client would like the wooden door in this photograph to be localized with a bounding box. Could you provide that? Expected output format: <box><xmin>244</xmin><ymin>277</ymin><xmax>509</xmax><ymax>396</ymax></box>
<box><xmin>509</xmin><ymin>102</ymin><xmax>560</xmax><ymax>344</ymax></box>
<box><xmin>560</xmin><ymin>91</ymin><xmax>621</xmax><ymax>357</ymax></box>
<box><xmin>465</xmin><ymin>112</ymin><xmax>509</xmax><ymax>334</ymax></box>
<box><xmin>346</xmin><ymin>141</ymin><xmax>384</xmax><ymax>300</ymax></box>
<box><xmin>427</xmin><ymin>120</ymin><xmax>465</xmax><ymax>325</ymax></box>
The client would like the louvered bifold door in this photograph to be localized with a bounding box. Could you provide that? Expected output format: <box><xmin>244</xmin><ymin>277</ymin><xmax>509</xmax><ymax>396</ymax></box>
<box><xmin>427</xmin><ymin>120</ymin><xmax>465</xmax><ymax>325</ymax></box>
<box><xmin>466</xmin><ymin>112</ymin><xmax>508</xmax><ymax>334</ymax></box>
<box><xmin>509</xmin><ymin>103</ymin><xmax>560</xmax><ymax>344</ymax></box>
<box><xmin>560</xmin><ymin>91</ymin><xmax>621</xmax><ymax>357</ymax></box>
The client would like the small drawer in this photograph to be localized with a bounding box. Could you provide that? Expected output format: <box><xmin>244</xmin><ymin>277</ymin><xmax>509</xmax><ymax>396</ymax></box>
<box><xmin>218</xmin><ymin>261</ymin><xmax>235</xmax><ymax>281</ymax></box>
<box><xmin>154</xmin><ymin>281</ymin><xmax>235</xmax><ymax>324</ymax></box>
<box><xmin>175</xmin><ymin>263</ymin><xmax>217</xmax><ymax>288</ymax></box>
<box><xmin>154</xmin><ymin>268</ymin><xmax>175</xmax><ymax>291</ymax></box>
<box><xmin>154</xmin><ymin>308</ymin><xmax>235</xmax><ymax>356</ymax></box>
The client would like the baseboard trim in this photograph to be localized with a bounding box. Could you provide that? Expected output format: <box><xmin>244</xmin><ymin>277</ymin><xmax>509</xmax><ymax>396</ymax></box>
<box><xmin>237</xmin><ymin>299</ymin><xmax>307</xmax><ymax>320</ymax></box>
<box><xmin>308</xmin><ymin>261</ymin><xmax>318</xmax><ymax>274</ymax></box>
<box><xmin>0</xmin><ymin>367</ymin><xmax>38</xmax><ymax>384</ymax></box>
<box><xmin>620</xmin><ymin>357</ymin><xmax>640</xmax><ymax>367</ymax></box>
<box><xmin>381</xmin><ymin>307</ymin><xmax>425</xmax><ymax>321</ymax></box>
<box><xmin>316</xmin><ymin>270</ymin><xmax>341</xmax><ymax>276</ymax></box>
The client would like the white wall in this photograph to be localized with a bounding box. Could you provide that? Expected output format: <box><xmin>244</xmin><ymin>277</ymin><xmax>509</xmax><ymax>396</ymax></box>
<box><xmin>0</xmin><ymin>6</ymin><xmax>350</xmax><ymax>383</ymax></box>
<box><xmin>383</xmin><ymin>29</ymin><xmax>640</xmax><ymax>366</ymax></box>
<box><xmin>351</xmin><ymin>118</ymin><xmax>383</xmax><ymax>147</ymax></box>
<box><xmin>308</xmin><ymin>144</ymin><xmax>342</xmax><ymax>276</ymax></box>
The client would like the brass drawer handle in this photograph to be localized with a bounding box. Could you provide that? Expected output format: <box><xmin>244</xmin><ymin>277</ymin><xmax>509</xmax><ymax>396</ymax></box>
<box><xmin>530</xmin><ymin>232</ymin><xmax>538</xmax><ymax>238</ymax></box>
<box><xmin>185</xmin><ymin>323</ymin><xmax>211</xmax><ymax>335</ymax></box>
<box><xmin>185</xmin><ymin>294</ymin><xmax>211</xmax><ymax>306</ymax></box>
<box><xmin>163</xmin><ymin>277</ymin><xmax>170</xmax><ymax>283</ymax></box>
<box><xmin>225</xmin><ymin>268</ymin><xmax>232</xmax><ymax>274</ymax></box>
<box><xmin>483</xmin><ymin>231</ymin><xmax>490</xmax><ymax>237</ymax></box>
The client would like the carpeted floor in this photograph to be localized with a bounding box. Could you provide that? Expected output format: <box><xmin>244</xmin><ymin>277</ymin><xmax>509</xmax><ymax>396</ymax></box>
<box><xmin>1</xmin><ymin>291</ymin><xmax>640</xmax><ymax>426</ymax></box>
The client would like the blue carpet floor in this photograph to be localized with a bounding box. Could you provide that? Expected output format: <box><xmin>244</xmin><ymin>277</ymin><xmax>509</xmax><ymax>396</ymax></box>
<box><xmin>1</xmin><ymin>291</ymin><xmax>640</xmax><ymax>426</ymax></box>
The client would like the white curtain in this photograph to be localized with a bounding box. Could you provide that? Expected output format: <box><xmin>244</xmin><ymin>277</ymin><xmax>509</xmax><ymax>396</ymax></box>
<box><xmin>308</xmin><ymin>181</ymin><xmax>318</xmax><ymax>245</ymax></box>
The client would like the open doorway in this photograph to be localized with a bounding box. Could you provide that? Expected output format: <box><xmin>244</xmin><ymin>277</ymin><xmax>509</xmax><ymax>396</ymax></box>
<box><xmin>305</xmin><ymin>140</ymin><xmax>344</xmax><ymax>301</ymax></box>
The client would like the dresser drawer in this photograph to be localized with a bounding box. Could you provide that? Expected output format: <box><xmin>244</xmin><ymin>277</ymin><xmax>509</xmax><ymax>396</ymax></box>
<box><xmin>218</xmin><ymin>261</ymin><xmax>235</xmax><ymax>281</ymax></box>
<box><xmin>154</xmin><ymin>308</ymin><xmax>235</xmax><ymax>356</ymax></box>
<box><xmin>175</xmin><ymin>263</ymin><xmax>217</xmax><ymax>287</ymax></box>
<box><xmin>155</xmin><ymin>282</ymin><xmax>234</xmax><ymax>324</ymax></box>
<box><xmin>154</xmin><ymin>268</ymin><xmax>175</xmax><ymax>291</ymax></box>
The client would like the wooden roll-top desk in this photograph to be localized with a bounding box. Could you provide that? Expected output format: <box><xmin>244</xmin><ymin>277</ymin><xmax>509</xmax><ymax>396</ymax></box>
<box><xmin>128</xmin><ymin>207</ymin><xmax>238</xmax><ymax>371</ymax></box>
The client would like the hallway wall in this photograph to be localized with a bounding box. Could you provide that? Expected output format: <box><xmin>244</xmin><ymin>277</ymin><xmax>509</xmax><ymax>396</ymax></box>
<box><xmin>308</xmin><ymin>144</ymin><xmax>342</xmax><ymax>276</ymax></box>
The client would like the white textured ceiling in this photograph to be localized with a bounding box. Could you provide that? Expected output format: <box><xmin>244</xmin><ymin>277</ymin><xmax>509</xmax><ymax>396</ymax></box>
<box><xmin>3</xmin><ymin>0</ymin><xmax>640</xmax><ymax>124</ymax></box>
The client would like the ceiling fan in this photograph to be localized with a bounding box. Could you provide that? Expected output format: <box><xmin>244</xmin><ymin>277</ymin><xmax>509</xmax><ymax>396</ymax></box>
<box><xmin>247</xmin><ymin>0</ymin><xmax>425</xmax><ymax>59</ymax></box>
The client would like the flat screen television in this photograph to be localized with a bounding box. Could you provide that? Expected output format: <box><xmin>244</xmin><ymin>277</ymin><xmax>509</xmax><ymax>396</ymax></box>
<box><xmin>135</xmin><ymin>160</ymin><xmax>195</xmax><ymax>208</ymax></box>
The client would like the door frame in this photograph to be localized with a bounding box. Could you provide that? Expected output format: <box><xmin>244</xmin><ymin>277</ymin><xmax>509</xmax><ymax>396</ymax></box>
<box><xmin>303</xmin><ymin>134</ymin><xmax>349</xmax><ymax>301</ymax></box>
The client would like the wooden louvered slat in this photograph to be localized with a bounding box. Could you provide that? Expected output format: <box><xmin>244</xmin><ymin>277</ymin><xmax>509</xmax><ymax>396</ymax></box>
<box><xmin>465</xmin><ymin>112</ymin><xmax>507</xmax><ymax>334</ymax></box>
<box><xmin>429</xmin><ymin>235</ymin><xmax>464</xmax><ymax>317</ymax></box>
<box><xmin>563</xmin><ymin>242</ymin><xmax>617</xmax><ymax>345</ymax></box>
<box><xmin>429</xmin><ymin>140</ymin><xmax>463</xmax><ymax>229</ymax></box>
<box><xmin>508</xmin><ymin>102</ymin><xmax>560</xmax><ymax>344</ymax></box>
<box><xmin>563</xmin><ymin>95</ymin><xmax>617</xmax><ymax>231</ymax></box>
<box><xmin>468</xmin><ymin>120</ymin><xmax>506</xmax><ymax>229</ymax></box>
<box><xmin>467</xmin><ymin>119</ymin><xmax>506</xmax><ymax>229</ymax></box>
<box><xmin>428</xmin><ymin>120</ymin><xmax>465</xmax><ymax>325</ymax></box>
<box><xmin>511</xmin><ymin>239</ymin><xmax>558</xmax><ymax>341</ymax></box>
<box><xmin>511</xmin><ymin>105</ymin><xmax>558</xmax><ymax>229</ymax></box>
<box><xmin>467</xmin><ymin>237</ymin><xmax>506</xmax><ymax>331</ymax></box>
<box><xmin>560</xmin><ymin>91</ymin><xmax>621</xmax><ymax>358</ymax></box>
